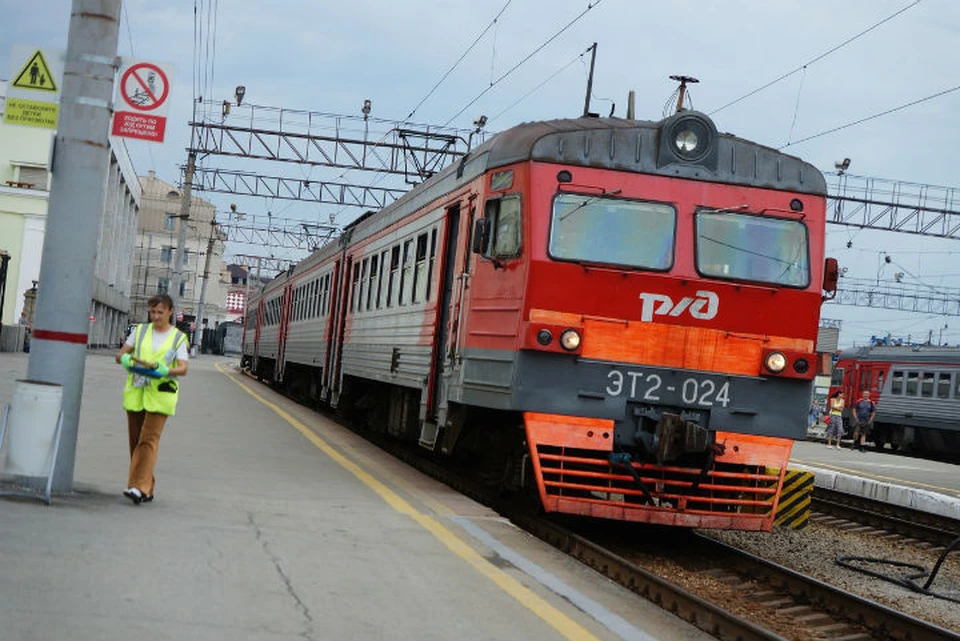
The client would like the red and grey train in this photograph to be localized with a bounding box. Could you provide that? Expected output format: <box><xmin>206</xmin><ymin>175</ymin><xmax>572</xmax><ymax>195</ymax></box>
<box><xmin>242</xmin><ymin>109</ymin><xmax>839</xmax><ymax>531</ymax></box>
<box><xmin>832</xmin><ymin>345</ymin><xmax>960</xmax><ymax>456</ymax></box>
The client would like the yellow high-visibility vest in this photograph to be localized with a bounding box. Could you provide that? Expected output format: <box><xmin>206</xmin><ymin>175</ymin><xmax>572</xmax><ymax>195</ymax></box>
<box><xmin>122</xmin><ymin>323</ymin><xmax>187</xmax><ymax>416</ymax></box>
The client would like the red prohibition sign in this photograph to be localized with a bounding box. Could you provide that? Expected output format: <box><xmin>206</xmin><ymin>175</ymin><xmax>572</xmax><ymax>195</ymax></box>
<box><xmin>120</xmin><ymin>62</ymin><xmax>169</xmax><ymax>111</ymax></box>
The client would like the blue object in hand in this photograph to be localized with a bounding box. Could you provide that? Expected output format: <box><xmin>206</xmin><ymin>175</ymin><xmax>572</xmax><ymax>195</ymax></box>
<box><xmin>129</xmin><ymin>365</ymin><xmax>163</xmax><ymax>379</ymax></box>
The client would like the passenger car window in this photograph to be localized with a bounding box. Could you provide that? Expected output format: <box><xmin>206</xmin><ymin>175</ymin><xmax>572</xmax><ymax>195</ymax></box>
<box><xmin>936</xmin><ymin>373</ymin><xmax>951</xmax><ymax>399</ymax></box>
<box><xmin>890</xmin><ymin>371</ymin><xmax>903</xmax><ymax>395</ymax></box>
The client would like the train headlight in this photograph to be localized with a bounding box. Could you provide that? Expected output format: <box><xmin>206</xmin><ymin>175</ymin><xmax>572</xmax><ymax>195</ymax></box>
<box><xmin>764</xmin><ymin>351</ymin><xmax>787</xmax><ymax>373</ymax></box>
<box><xmin>669</xmin><ymin>116</ymin><xmax>711</xmax><ymax>161</ymax></box>
<box><xmin>793</xmin><ymin>358</ymin><xmax>810</xmax><ymax>374</ymax></box>
<box><xmin>537</xmin><ymin>329</ymin><xmax>553</xmax><ymax>346</ymax></box>
<box><xmin>560</xmin><ymin>329</ymin><xmax>581</xmax><ymax>351</ymax></box>
<box><xmin>675</xmin><ymin>129</ymin><xmax>698</xmax><ymax>153</ymax></box>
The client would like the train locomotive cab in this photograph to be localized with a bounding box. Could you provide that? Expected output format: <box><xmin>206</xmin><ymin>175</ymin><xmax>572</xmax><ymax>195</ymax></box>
<box><xmin>465</xmin><ymin>110</ymin><xmax>830</xmax><ymax>529</ymax></box>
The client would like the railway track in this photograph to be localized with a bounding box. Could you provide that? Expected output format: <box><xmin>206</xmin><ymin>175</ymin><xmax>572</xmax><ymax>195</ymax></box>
<box><xmin>242</xmin><ymin>369</ymin><xmax>959</xmax><ymax>640</ymax></box>
<box><xmin>812</xmin><ymin>487</ymin><xmax>960</xmax><ymax>549</ymax></box>
<box><xmin>351</xmin><ymin>434</ymin><xmax>960</xmax><ymax>640</ymax></box>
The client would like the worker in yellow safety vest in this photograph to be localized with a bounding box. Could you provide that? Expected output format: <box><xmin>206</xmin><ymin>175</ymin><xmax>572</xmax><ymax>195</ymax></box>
<box><xmin>115</xmin><ymin>293</ymin><xmax>189</xmax><ymax>505</ymax></box>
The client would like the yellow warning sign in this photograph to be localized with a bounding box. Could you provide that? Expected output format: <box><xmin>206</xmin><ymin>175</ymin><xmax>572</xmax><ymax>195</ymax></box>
<box><xmin>3</xmin><ymin>97</ymin><xmax>60</xmax><ymax>129</ymax></box>
<box><xmin>11</xmin><ymin>50</ymin><xmax>58</xmax><ymax>93</ymax></box>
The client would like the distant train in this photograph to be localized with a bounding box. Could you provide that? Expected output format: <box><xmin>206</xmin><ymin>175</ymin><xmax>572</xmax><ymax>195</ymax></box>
<box><xmin>832</xmin><ymin>345</ymin><xmax>960</xmax><ymax>456</ymax></box>
<box><xmin>201</xmin><ymin>321</ymin><xmax>243</xmax><ymax>356</ymax></box>
<box><xmin>242</xmin><ymin>107</ymin><xmax>838</xmax><ymax>531</ymax></box>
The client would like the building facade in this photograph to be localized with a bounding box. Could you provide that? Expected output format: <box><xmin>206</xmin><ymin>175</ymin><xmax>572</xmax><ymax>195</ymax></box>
<box><xmin>131</xmin><ymin>172</ymin><xmax>230</xmax><ymax>335</ymax></box>
<box><xmin>0</xmin><ymin>82</ymin><xmax>140</xmax><ymax>347</ymax></box>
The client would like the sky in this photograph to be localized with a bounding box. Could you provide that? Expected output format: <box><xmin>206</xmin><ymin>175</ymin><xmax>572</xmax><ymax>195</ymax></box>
<box><xmin>2</xmin><ymin>0</ymin><xmax>960</xmax><ymax>347</ymax></box>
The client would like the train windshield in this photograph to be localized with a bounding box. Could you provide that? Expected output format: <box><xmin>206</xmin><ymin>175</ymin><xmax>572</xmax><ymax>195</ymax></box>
<box><xmin>695</xmin><ymin>211</ymin><xmax>810</xmax><ymax>287</ymax></box>
<box><xmin>549</xmin><ymin>193</ymin><xmax>675</xmax><ymax>269</ymax></box>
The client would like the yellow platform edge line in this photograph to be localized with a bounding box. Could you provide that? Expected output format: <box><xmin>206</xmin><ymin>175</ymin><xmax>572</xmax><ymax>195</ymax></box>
<box><xmin>216</xmin><ymin>364</ymin><xmax>601</xmax><ymax>641</ymax></box>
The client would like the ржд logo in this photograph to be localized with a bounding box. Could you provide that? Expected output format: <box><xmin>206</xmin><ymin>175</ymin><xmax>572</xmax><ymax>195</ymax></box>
<box><xmin>638</xmin><ymin>290</ymin><xmax>719</xmax><ymax>322</ymax></box>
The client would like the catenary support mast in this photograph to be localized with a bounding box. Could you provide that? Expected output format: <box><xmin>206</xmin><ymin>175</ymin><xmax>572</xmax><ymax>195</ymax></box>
<box><xmin>27</xmin><ymin>0</ymin><xmax>122</xmax><ymax>492</ymax></box>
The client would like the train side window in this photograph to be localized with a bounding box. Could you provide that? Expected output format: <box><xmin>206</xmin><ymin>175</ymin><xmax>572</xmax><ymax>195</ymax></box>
<box><xmin>359</xmin><ymin>259</ymin><xmax>369</xmax><ymax>313</ymax></box>
<box><xmin>955</xmin><ymin>374</ymin><xmax>960</xmax><ymax>400</ymax></box>
<box><xmin>367</xmin><ymin>255</ymin><xmax>378</xmax><ymax>310</ymax></box>
<box><xmin>413</xmin><ymin>233</ymin><xmax>428</xmax><ymax>303</ymax></box>
<box><xmin>891</xmin><ymin>371</ymin><xmax>903</xmax><ymax>395</ymax></box>
<box><xmin>936</xmin><ymin>373</ymin><xmax>951</xmax><ymax>399</ymax></box>
<box><xmin>488</xmin><ymin>194</ymin><xmax>521</xmax><ymax>258</ymax></box>
<box><xmin>921</xmin><ymin>372</ymin><xmax>935</xmax><ymax>397</ymax></box>
<box><xmin>830</xmin><ymin>367</ymin><xmax>844</xmax><ymax>387</ymax></box>
<box><xmin>351</xmin><ymin>262</ymin><xmax>361</xmax><ymax>313</ymax></box>
<box><xmin>876</xmin><ymin>371</ymin><xmax>884</xmax><ymax>393</ymax></box>
<box><xmin>322</xmin><ymin>273</ymin><xmax>331</xmax><ymax>315</ymax></box>
<box><xmin>377</xmin><ymin>250</ymin><xmax>388</xmax><ymax>309</ymax></box>
<box><xmin>388</xmin><ymin>245</ymin><xmax>400</xmax><ymax>307</ymax></box>
<box><xmin>399</xmin><ymin>239</ymin><xmax>414</xmax><ymax>305</ymax></box>
<box><xmin>905</xmin><ymin>371</ymin><xmax>919</xmax><ymax>396</ymax></box>
<box><xmin>426</xmin><ymin>228</ymin><xmax>437</xmax><ymax>301</ymax></box>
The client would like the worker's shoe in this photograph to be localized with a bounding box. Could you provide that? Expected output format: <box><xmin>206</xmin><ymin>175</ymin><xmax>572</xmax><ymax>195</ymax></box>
<box><xmin>123</xmin><ymin>488</ymin><xmax>143</xmax><ymax>505</ymax></box>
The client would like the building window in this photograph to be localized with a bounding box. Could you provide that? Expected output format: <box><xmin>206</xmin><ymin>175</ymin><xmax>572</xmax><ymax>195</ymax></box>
<box><xmin>226</xmin><ymin>291</ymin><xmax>245</xmax><ymax>312</ymax></box>
<box><xmin>158</xmin><ymin>278</ymin><xmax>170</xmax><ymax>293</ymax></box>
<box><xmin>17</xmin><ymin>166</ymin><xmax>48</xmax><ymax>189</ymax></box>
<box><xmin>160</xmin><ymin>246</ymin><xmax>172</xmax><ymax>263</ymax></box>
<box><xmin>164</xmin><ymin>214</ymin><xmax>176</xmax><ymax>230</ymax></box>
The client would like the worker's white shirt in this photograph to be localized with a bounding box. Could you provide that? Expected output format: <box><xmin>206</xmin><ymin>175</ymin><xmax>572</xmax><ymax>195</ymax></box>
<box><xmin>125</xmin><ymin>325</ymin><xmax>190</xmax><ymax>361</ymax></box>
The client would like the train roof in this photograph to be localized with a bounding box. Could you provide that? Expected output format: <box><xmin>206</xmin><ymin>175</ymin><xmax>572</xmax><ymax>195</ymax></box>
<box><xmin>839</xmin><ymin>345</ymin><xmax>960</xmax><ymax>365</ymax></box>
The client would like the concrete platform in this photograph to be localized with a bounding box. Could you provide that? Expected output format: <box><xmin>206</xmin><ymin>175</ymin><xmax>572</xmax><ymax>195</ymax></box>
<box><xmin>0</xmin><ymin>352</ymin><xmax>712</xmax><ymax>641</ymax></box>
<box><xmin>790</xmin><ymin>439</ymin><xmax>960</xmax><ymax>520</ymax></box>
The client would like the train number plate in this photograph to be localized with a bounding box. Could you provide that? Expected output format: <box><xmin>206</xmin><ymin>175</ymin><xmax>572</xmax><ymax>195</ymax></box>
<box><xmin>605</xmin><ymin>369</ymin><xmax>731</xmax><ymax>408</ymax></box>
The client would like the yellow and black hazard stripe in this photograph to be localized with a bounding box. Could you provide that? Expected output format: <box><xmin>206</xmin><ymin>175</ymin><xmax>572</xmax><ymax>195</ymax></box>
<box><xmin>769</xmin><ymin>469</ymin><xmax>814</xmax><ymax>529</ymax></box>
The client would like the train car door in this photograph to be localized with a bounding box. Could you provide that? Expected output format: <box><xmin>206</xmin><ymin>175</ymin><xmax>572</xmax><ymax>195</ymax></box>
<box><xmin>321</xmin><ymin>261</ymin><xmax>341</xmax><ymax>401</ymax></box>
<box><xmin>327</xmin><ymin>255</ymin><xmax>353</xmax><ymax>407</ymax></box>
<box><xmin>276</xmin><ymin>284</ymin><xmax>293</xmax><ymax>381</ymax></box>
<box><xmin>252</xmin><ymin>297</ymin><xmax>264</xmax><ymax>373</ymax></box>
<box><xmin>420</xmin><ymin>201</ymin><xmax>468</xmax><ymax>448</ymax></box>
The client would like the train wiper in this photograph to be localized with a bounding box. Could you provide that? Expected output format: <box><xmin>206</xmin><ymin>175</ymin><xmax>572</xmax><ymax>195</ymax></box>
<box><xmin>557</xmin><ymin>189</ymin><xmax>623</xmax><ymax>221</ymax></box>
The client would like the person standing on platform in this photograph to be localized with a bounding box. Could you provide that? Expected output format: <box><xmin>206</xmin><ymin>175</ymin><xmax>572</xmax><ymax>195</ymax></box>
<box><xmin>852</xmin><ymin>390</ymin><xmax>877</xmax><ymax>452</ymax></box>
<box><xmin>826</xmin><ymin>390</ymin><xmax>845</xmax><ymax>449</ymax></box>
<box><xmin>18</xmin><ymin>310</ymin><xmax>31</xmax><ymax>352</ymax></box>
<box><xmin>114</xmin><ymin>294</ymin><xmax>189</xmax><ymax>505</ymax></box>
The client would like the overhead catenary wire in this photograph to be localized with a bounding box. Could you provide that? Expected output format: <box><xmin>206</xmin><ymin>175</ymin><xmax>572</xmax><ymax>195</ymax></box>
<box><xmin>489</xmin><ymin>48</ymin><xmax>588</xmax><ymax>123</ymax></box>
<box><xmin>710</xmin><ymin>0</ymin><xmax>922</xmax><ymax>116</ymax></box>
<box><xmin>405</xmin><ymin>0</ymin><xmax>513</xmax><ymax>122</ymax></box>
<box><xmin>779</xmin><ymin>83</ymin><xmax>960</xmax><ymax>149</ymax></box>
<box><xmin>443</xmin><ymin>0</ymin><xmax>605</xmax><ymax>127</ymax></box>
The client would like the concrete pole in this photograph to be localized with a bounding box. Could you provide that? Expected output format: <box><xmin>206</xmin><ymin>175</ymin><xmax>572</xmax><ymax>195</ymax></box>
<box><xmin>192</xmin><ymin>218</ymin><xmax>217</xmax><ymax>352</ymax></box>
<box><xmin>26</xmin><ymin>0</ymin><xmax>121</xmax><ymax>492</ymax></box>
<box><xmin>170</xmin><ymin>151</ymin><xmax>196</xmax><ymax>315</ymax></box>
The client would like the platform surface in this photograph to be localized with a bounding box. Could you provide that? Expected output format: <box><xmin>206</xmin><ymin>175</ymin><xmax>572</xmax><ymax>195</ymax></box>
<box><xmin>0</xmin><ymin>352</ymin><xmax>712</xmax><ymax>641</ymax></box>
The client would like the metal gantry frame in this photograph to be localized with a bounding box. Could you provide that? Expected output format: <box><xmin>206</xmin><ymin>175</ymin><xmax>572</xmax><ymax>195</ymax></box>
<box><xmin>189</xmin><ymin>104</ymin><xmax>477</xmax><ymax>184</ymax></box>
<box><xmin>826</xmin><ymin>277</ymin><xmax>960</xmax><ymax>316</ymax></box>
<box><xmin>190</xmin><ymin>167</ymin><xmax>407</xmax><ymax>208</ymax></box>
<box><xmin>218</xmin><ymin>211</ymin><xmax>339</xmax><ymax>251</ymax></box>
<box><xmin>826</xmin><ymin>172</ymin><xmax>960</xmax><ymax>240</ymax></box>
